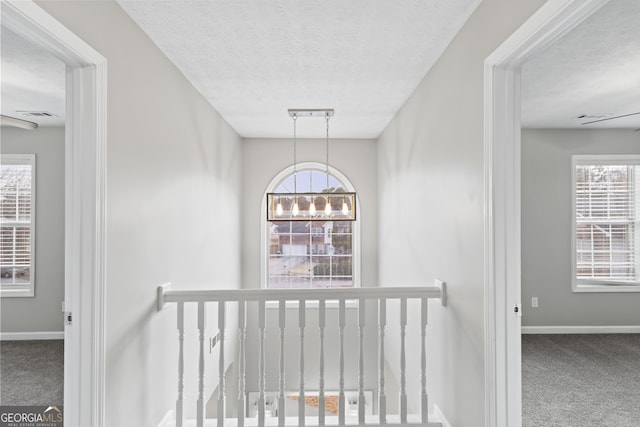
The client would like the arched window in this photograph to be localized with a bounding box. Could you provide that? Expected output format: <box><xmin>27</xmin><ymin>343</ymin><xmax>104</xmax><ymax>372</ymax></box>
<box><xmin>263</xmin><ymin>162</ymin><xmax>359</xmax><ymax>289</ymax></box>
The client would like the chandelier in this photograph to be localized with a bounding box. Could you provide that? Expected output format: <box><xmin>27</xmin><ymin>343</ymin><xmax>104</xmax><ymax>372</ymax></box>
<box><xmin>267</xmin><ymin>109</ymin><xmax>356</xmax><ymax>221</ymax></box>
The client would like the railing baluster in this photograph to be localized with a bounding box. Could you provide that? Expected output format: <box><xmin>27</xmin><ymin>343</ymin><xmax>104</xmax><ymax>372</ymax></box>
<box><xmin>338</xmin><ymin>298</ymin><xmax>346</xmax><ymax>426</ymax></box>
<box><xmin>279</xmin><ymin>300</ymin><xmax>286</xmax><ymax>427</ymax></box>
<box><xmin>378</xmin><ymin>298</ymin><xmax>387</xmax><ymax>424</ymax></box>
<box><xmin>319</xmin><ymin>299</ymin><xmax>326</xmax><ymax>426</ymax></box>
<box><xmin>197</xmin><ymin>301</ymin><xmax>206</xmax><ymax>427</ymax></box>
<box><xmin>217</xmin><ymin>301</ymin><xmax>226</xmax><ymax>427</ymax></box>
<box><xmin>400</xmin><ymin>298</ymin><xmax>407</xmax><ymax>424</ymax></box>
<box><xmin>358</xmin><ymin>298</ymin><xmax>366</xmax><ymax>424</ymax></box>
<box><xmin>237</xmin><ymin>301</ymin><xmax>246</xmax><ymax>427</ymax></box>
<box><xmin>176</xmin><ymin>302</ymin><xmax>184</xmax><ymax>427</ymax></box>
<box><xmin>155</xmin><ymin>285</ymin><xmax>447</xmax><ymax>427</ymax></box>
<box><xmin>378</xmin><ymin>298</ymin><xmax>386</xmax><ymax>424</ymax></box>
<box><xmin>421</xmin><ymin>297</ymin><xmax>429</xmax><ymax>424</ymax></box>
<box><xmin>299</xmin><ymin>299</ymin><xmax>306</xmax><ymax>426</ymax></box>
<box><xmin>258</xmin><ymin>300</ymin><xmax>266</xmax><ymax>426</ymax></box>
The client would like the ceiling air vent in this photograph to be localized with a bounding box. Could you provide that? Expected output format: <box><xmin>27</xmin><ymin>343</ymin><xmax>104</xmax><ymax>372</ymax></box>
<box><xmin>16</xmin><ymin>111</ymin><xmax>55</xmax><ymax>117</ymax></box>
<box><xmin>574</xmin><ymin>113</ymin><xmax>612</xmax><ymax>120</ymax></box>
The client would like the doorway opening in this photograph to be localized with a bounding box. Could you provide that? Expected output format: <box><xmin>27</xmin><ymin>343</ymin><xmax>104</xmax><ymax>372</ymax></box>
<box><xmin>1</xmin><ymin>1</ymin><xmax>107</xmax><ymax>425</ymax></box>
<box><xmin>0</xmin><ymin>22</ymin><xmax>67</xmax><ymax>408</ymax></box>
<box><xmin>484</xmin><ymin>1</ymin><xmax>610</xmax><ymax>426</ymax></box>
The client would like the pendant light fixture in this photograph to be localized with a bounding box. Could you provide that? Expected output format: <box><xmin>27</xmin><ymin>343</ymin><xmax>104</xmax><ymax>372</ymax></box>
<box><xmin>324</xmin><ymin>111</ymin><xmax>332</xmax><ymax>216</ymax></box>
<box><xmin>291</xmin><ymin>112</ymin><xmax>299</xmax><ymax>216</ymax></box>
<box><xmin>308</xmin><ymin>169</ymin><xmax>316</xmax><ymax>215</ymax></box>
<box><xmin>267</xmin><ymin>109</ymin><xmax>356</xmax><ymax>221</ymax></box>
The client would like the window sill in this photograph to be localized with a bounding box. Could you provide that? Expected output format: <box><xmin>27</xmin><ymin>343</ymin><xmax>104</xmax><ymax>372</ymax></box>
<box><xmin>573</xmin><ymin>283</ymin><xmax>640</xmax><ymax>293</ymax></box>
<box><xmin>0</xmin><ymin>288</ymin><xmax>34</xmax><ymax>298</ymax></box>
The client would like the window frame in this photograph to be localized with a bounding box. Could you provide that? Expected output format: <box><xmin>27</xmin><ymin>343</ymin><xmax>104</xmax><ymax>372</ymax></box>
<box><xmin>261</xmin><ymin>162</ymin><xmax>361</xmax><ymax>292</ymax></box>
<box><xmin>571</xmin><ymin>154</ymin><xmax>640</xmax><ymax>293</ymax></box>
<box><xmin>1</xmin><ymin>154</ymin><xmax>36</xmax><ymax>297</ymax></box>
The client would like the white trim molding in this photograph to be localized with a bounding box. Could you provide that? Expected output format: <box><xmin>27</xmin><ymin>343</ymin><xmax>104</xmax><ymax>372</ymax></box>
<box><xmin>571</xmin><ymin>154</ymin><xmax>640</xmax><ymax>293</ymax></box>
<box><xmin>1</xmin><ymin>2</ymin><xmax>108</xmax><ymax>427</ymax></box>
<box><xmin>432</xmin><ymin>404</ymin><xmax>452</xmax><ymax>427</ymax></box>
<box><xmin>156</xmin><ymin>410</ymin><xmax>174</xmax><ymax>427</ymax></box>
<box><xmin>522</xmin><ymin>325</ymin><xmax>640</xmax><ymax>334</ymax></box>
<box><xmin>0</xmin><ymin>154</ymin><xmax>36</xmax><ymax>298</ymax></box>
<box><xmin>260</xmin><ymin>161</ymin><xmax>362</xmax><ymax>290</ymax></box>
<box><xmin>483</xmin><ymin>1</ymin><xmax>610</xmax><ymax>426</ymax></box>
<box><xmin>0</xmin><ymin>331</ymin><xmax>64</xmax><ymax>341</ymax></box>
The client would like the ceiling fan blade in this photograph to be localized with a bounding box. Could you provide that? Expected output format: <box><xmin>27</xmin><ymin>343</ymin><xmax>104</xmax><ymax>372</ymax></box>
<box><xmin>582</xmin><ymin>111</ymin><xmax>640</xmax><ymax>125</ymax></box>
<box><xmin>0</xmin><ymin>114</ymin><xmax>38</xmax><ymax>130</ymax></box>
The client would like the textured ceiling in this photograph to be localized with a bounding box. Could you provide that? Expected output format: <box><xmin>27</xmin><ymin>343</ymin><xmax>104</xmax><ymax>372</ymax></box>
<box><xmin>117</xmin><ymin>0</ymin><xmax>481</xmax><ymax>138</ymax></box>
<box><xmin>521</xmin><ymin>0</ymin><xmax>640</xmax><ymax>129</ymax></box>
<box><xmin>3</xmin><ymin>1</ymin><xmax>638</xmax><ymax>133</ymax></box>
<box><xmin>0</xmin><ymin>26</ymin><xmax>66</xmax><ymax>127</ymax></box>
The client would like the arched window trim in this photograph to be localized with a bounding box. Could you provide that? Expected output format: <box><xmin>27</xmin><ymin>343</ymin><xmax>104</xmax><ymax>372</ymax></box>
<box><xmin>260</xmin><ymin>162</ymin><xmax>361</xmax><ymax>292</ymax></box>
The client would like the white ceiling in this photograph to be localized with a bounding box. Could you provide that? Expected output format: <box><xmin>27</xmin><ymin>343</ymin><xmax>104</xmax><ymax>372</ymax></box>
<box><xmin>116</xmin><ymin>0</ymin><xmax>481</xmax><ymax>138</ymax></box>
<box><xmin>0</xmin><ymin>26</ymin><xmax>66</xmax><ymax>127</ymax></box>
<box><xmin>2</xmin><ymin>1</ymin><xmax>638</xmax><ymax>133</ymax></box>
<box><xmin>521</xmin><ymin>0</ymin><xmax>640</xmax><ymax>129</ymax></box>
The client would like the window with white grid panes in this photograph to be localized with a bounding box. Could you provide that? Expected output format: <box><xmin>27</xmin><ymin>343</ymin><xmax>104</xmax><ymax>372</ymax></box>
<box><xmin>266</xmin><ymin>168</ymin><xmax>355</xmax><ymax>289</ymax></box>
<box><xmin>573</xmin><ymin>155</ymin><xmax>640</xmax><ymax>289</ymax></box>
<box><xmin>1</xmin><ymin>155</ymin><xmax>35</xmax><ymax>297</ymax></box>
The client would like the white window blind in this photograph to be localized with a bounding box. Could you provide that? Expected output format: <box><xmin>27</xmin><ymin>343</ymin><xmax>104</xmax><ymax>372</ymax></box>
<box><xmin>1</xmin><ymin>155</ymin><xmax>35</xmax><ymax>297</ymax></box>
<box><xmin>574</xmin><ymin>156</ymin><xmax>640</xmax><ymax>286</ymax></box>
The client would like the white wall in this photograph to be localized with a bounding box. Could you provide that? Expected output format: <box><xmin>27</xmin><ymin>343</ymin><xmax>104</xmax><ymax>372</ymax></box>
<box><xmin>242</xmin><ymin>138</ymin><xmax>378</xmax><ymax>290</ymax></box>
<box><xmin>522</xmin><ymin>128</ymin><xmax>640</xmax><ymax>326</ymax></box>
<box><xmin>242</xmin><ymin>138</ymin><xmax>379</xmax><ymax>407</ymax></box>
<box><xmin>1</xmin><ymin>126</ymin><xmax>65</xmax><ymax>333</ymax></box>
<box><xmin>376</xmin><ymin>0</ymin><xmax>546</xmax><ymax>425</ymax></box>
<box><xmin>35</xmin><ymin>2</ymin><xmax>242</xmax><ymax>426</ymax></box>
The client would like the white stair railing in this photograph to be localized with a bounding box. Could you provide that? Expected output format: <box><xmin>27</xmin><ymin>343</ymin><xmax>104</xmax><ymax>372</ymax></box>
<box><xmin>157</xmin><ymin>284</ymin><xmax>446</xmax><ymax>427</ymax></box>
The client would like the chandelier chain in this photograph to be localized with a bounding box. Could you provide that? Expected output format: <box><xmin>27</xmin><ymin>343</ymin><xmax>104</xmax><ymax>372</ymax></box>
<box><xmin>292</xmin><ymin>113</ymin><xmax>297</xmax><ymax>192</ymax></box>
<box><xmin>325</xmin><ymin>112</ymin><xmax>330</xmax><ymax>190</ymax></box>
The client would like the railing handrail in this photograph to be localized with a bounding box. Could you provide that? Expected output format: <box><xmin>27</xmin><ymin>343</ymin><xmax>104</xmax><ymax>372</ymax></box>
<box><xmin>158</xmin><ymin>281</ymin><xmax>447</xmax><ymax>427</ymax></box>
<box><xmin>157</xmin><ymin>283</ymin><xmax>446</xmax><ymax>311</ymax></box>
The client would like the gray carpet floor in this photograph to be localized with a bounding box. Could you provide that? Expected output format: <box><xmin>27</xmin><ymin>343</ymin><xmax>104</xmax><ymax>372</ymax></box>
<box><xmin>522</xmin><ymin>334</ymin><xmax>640</xmax><ymax>427</ymax></box>
<box><xmin>1</xmin><ymin>335</ymin><xmax>637</xmax><ymax>423</ymax></box>
<box><xmin>0</xmin><ymin>340</ymin><xmax>64</xmax><ymax>406</ymax></box>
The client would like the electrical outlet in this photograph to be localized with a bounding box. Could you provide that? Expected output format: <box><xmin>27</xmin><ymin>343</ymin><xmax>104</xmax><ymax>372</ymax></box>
<box><xmin>531</xmin><ymin>297</ymin><xmax>539</xmax><ymax>308</ymax></box>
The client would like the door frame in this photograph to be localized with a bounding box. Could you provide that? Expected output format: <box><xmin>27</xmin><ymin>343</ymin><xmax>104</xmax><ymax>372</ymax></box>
<box><xmin>2</xmin><ymin>1</ymin><xmax>107</xmax><ymax>425</ymax></box>
<box><xmin>483</xmin><ymin>0</ymin><xmax>609</xmax><ymax>426</ymax></box>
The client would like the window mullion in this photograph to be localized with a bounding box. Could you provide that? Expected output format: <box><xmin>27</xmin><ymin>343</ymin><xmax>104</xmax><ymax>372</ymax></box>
<box><xmin>289</xmin><ymin>221</ymin><xmax>293</xmax><ymax>288</ymax></box>
<box><xmin>12</xmin><ymin>227</ymin><xmax>17</xmax><ymax>283</ymax></box>
<box><xmin>309</xmin><ymin>222</ymin><xmax>313</xmax><ymax>287</ymax></box>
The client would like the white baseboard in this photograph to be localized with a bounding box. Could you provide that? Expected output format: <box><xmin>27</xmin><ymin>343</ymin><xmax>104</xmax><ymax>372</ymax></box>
<box><xmin>522</xmin><ymin>325</ymin><xmax>640</xmax><ymax>334</ymax></box>
<box><xmin>433</xmin><ymin>404</ymin><xmax>452</xmax><ymax>427</ymax></box>
<box><xmin>156</xmin><ymin>410</ymin><xmax>173</xmax><ymax>427</ymax></box>
<box><xmin>0</xmin><ymin>331</ymin><xmax>64</xmax><ymax>340</ymax></box>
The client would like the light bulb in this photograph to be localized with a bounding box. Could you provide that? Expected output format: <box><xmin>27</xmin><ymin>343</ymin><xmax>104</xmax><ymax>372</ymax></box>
<box><xmin>309</xmin><ymin>200</ymin><xmax>316</xmax><ymax>215</ymax></box>
<box><xmin>325</xmin><ymin>200</ymin><xmax>332</xmax><ymax>215</ymax></box>
<box><xmin>292</xmin><ymin>201</ymin><xmax>299</xmax><ymax>216</ymax></box>
<box><xmin>342</xmin><ymin>201</ymin><xmax>349</xmax><ymax>216</ymax></box>
<box><xmin>276</xmin><ymin>202</ymin><xmax>283</xmax><ymax>216</ymax></box>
